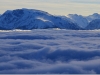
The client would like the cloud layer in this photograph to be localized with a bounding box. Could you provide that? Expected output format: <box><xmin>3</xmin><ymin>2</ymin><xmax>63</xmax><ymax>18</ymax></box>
<box><xmin>0</xmin><ymin>29</ymin><xmax>100</xmax><ymax>74</ymax></box>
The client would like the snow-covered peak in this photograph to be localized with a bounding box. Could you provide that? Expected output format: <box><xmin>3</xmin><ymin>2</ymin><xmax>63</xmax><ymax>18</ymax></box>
<box><xmin>86</xmin><ymin>13</ymin><xmax>100</xmax><ymax>22</ymax></box>
<box><xmin>93</xmin><ymin>13</ymin><xmax>100</xmax><ymax>16</ymax></box>
<box><xmin>0</xmin><ymin>8</ymin><xmax>81</xmax><ymax>30</ymax></box>
<box><xmin>86</xmin><ymin>19</ymin><xmax>100</xmax><ymax>30</ymax></box>
<box><xmin>67</xmin><ymin>14</ymin><xmax>88</xmax><ymax>28</ymax></box>
<box><xmin>68</xmin><ymin>14</ymin><xmax>79</xmax><ymax>17</ymax></box>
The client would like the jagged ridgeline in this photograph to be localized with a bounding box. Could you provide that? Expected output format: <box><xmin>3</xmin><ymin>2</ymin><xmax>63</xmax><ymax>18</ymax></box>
<box><xmin>0</xmin><ymin>8</ymin><xmax>100</xmax><ymax>30</ymax></box>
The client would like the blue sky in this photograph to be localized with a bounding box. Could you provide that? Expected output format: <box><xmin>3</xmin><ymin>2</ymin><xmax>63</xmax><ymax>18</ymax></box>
<box><xmin>0</xmin><ymin>0</ymin><xmax>100</xmax><ymax>16</ymax></box>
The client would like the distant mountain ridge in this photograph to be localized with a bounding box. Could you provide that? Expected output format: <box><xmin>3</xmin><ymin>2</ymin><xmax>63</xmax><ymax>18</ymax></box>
<box><xmin>67</xmin><ymin>14</ymin><xmax>88</xmax><ymax>28</ymax></box>
<box><xmin>67</xmin><ymin>13</ymin><xmax>100</xmax><ymax>29</ymax></box>
<box><xmin>0</xmin><ymin>8</ymin><xmax>81</xmax><ymax>30</ymax></box>
<box><xmin>0</xmin><ymin>8</ymin><xmax>100</xmax><ymax>30</ymax></box>
<box><xmin>86</xmin><ymin>19</ymin><xmax>100</xmax><ymax>30</ymax></box>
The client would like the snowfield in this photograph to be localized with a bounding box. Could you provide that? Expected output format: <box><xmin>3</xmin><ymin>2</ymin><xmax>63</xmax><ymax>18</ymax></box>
<box><xmin>0</xmin><ymin>29</ymin><xmax>100</xmax><ymax>74</ymax></box>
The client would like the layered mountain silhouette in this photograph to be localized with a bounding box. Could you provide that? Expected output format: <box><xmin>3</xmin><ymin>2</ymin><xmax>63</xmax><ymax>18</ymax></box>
<box><xmin>86</xmin><ymin>19</ymin><xmax>100</xmax><ymax>30</ymax></box>
<box><xmin>0</xmin><ymin>8</ymin><xmax>81</xmax><ymax>30</ymax></box>
<box><xmin>0</xmin><ymin>8</ymin><xmax>100</xmax><ymax>30</ymax></box>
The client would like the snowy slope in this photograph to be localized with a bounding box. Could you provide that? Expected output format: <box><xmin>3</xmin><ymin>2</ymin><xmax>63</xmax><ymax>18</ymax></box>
<box><xmin>86</xmin><ymin>19</ymin><xmax>100</xmax><ymax>30</ymax></box>
<box><xmin>85</xmin><ymin>13</ymin><xmax>100</xmax><ymax>30</ymax></box>
<box><xmin>0</xmin><ymin>8</ymin><xmax>81</xmax><ymax>30</ymax></box>
<box><xmin>67</xmin><ymin>14</ymin><xmax>88</xmax><ymax>28</ymax></box>
<box><xmin>67</xmin><ymin>13</ymin><xmax>100</xmax><ymax>29</ymax></box>
<box><xmin>86</xmin><ymin>13</ymin><xmax>100</xmax><ymax>22</ymax></box>
<box><xmin>1</xmin><ymin>8</ymin><xmax>100</xmax><ymax>30</ymax></box>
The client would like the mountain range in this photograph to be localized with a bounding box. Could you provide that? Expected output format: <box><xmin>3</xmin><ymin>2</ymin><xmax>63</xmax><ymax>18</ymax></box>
<box><xmin>0</xmin><ymin>8</ymin><xmax>100</xmax><ymax>30</ymax></box>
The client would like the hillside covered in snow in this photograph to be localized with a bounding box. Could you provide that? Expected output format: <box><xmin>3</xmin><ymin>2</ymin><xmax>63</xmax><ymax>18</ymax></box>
<box><xmin>0</xmin><ymin>8</ymin><xmax>100</xmax><ymax>30</ymax></box>
<box><xmin>67</xmin><ymin>13</ymin><xmax>100</xmax><ymax>29</ymax></box>
<box><xmin>86</xmin><ymin>19</ymin><xmax>100</xmax><ymax>29</ymax></box>
<box><xmin>0</xmin><ymin>8</ymin><xmax>81</xmax><ymax>30</ymax></box>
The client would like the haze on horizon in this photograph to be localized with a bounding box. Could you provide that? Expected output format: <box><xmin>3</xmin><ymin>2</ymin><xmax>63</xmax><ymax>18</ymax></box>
<box><xmin>0</xmin><ymin>0</ymin><xmax>100</xmax><ymax>16</ymax></box>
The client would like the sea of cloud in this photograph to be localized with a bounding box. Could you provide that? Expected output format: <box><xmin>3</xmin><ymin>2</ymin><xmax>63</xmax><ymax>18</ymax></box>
<box><xmin>0</xmin><ymin>29</ymin><xmax>100</xmax><ymax>74</ymax></box>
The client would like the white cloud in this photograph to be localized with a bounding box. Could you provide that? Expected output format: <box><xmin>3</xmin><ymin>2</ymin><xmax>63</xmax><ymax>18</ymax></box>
<box><xmin>0</xmin><ymin>30</ymin><xmax>100</xmax><ymax>73</ymax></box>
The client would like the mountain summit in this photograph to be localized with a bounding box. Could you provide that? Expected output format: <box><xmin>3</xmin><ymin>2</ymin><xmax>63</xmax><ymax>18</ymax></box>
<box><xmin>0</xmin><ymin>8</ymin><xmax>100</xmax><ymax>30</ymax></box>
<box><xmin>0</xmin><ymin>8</ymin><xmax>81</xmax><ymax>30</ymax></box>
<box><xmin>67</xmin><ymin>14</ymin><xmax>88</xmax><ymax>28</ymax></box>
